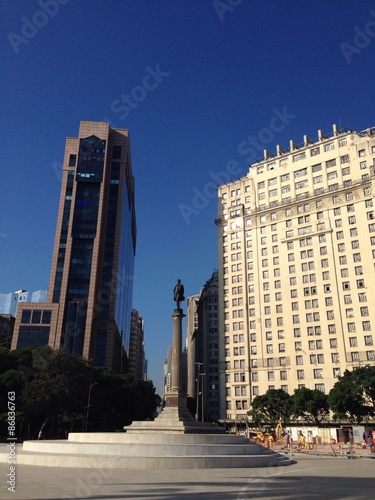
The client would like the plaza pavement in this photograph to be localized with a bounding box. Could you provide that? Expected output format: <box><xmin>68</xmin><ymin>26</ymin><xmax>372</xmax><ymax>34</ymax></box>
<box><xmin>0</xmin><ymin>454</ymin><xmax>374</xmax><ymax>500</ymax></box>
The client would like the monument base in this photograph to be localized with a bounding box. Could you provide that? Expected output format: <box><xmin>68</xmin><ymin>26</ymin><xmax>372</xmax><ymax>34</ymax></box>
<box><xmin>124</xmin><ymin>405</ymin><xmax>224</xmax><ymax>434</ymax></box>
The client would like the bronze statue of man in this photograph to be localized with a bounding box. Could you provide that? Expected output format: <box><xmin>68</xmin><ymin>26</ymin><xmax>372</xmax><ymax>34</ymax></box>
<box><xmin>173</xmin><ymin>279</ymin><xmax>185</xmax><ymax>309</ymax></box>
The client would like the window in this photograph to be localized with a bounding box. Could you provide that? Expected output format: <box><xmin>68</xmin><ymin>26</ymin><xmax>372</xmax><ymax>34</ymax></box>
<box><xmin>313</xmin><ymin>175</ymin><xmax>323</xmax><ymax>185</ymax></box>
<box><xmin>348</xmin><ymin>322</ymin><xmax>356</xmax><ymax>333</ymax></box>
<box><xmin>327</xmin><ymin>171</ymin><xmax>338</xmax><ymax>181</ymax></box>
<box><xmin>357</xmin><ymin>279</ymin><xmax>365</xmax><ymax>288</ymax></box>
<box><xmin>69</xmin><ymin>154</ymin><xmax>76</xmax><ymax>166</ymax></box>
<box><xmin>363</xmin><ymin>321</ymin><xmax>371</xmax><ymax>331</ymax></box>
<box><xmin>279</xmin><ymin>357</ymin><xmax>286</xmax><ymax>366</ymax></box>
<box><xmin>336</xmin><ymin>231</ymin><xmax>344</xmax><ymax>240</ymax></box>
<box><xmin>352</xmin><ymin>240</ymin><xmax>360</xmax><ymax>249</ymax></box>
<box><xmin>296</xmin><ymin>355</ymin><xmax>303</xmax><ymax>365</ymax></box>
<box><xmin>326</xmin><ymin>159</ymin><xmax>336</xmax><ymax>168</ymax></box>
<box><xmin>315</xmin><ymin>384</ymin><xmax>325</xmax><ymax>393</ymax></box>
<box><xmin>31</xmin><ymin>310</ymin><xmax>41</xmax><ymax>324</ymax></box>
<box><xmin>21</xmin><ymin>310</ymin><xmax>32</xmax><ymax>323</ymax></box>
<box><xmin>280</xmin><ymin>370</ymin><xmax>287</xmax><ymax>380</ymax></box>
<box><xmin>351</xmin><ymin>352</ymin><xmax>360</xmax><ymax>362</ymax></box>
<box><xmin>328</xmin><ymin>324</ymin><xmax>336</xmax><ymax>334</ymax></box>
<box><xmin>349</xmin><ymin>336</ymin><xmax>358</xmax><ymax>347</ymax></box>
<box><xmin>314</xmin><ymin>368</ymin><xmax>323</xmax><ymax>379</ymax></box>
<box><xmin>329</xmin><ymin>353</ymin><xmax>340</xmax><ymax>366</ymax></box>
<box><xmin>361</xmin><ymin>306</ymin><xmax>369</xmax><ymax>316</ymax></box>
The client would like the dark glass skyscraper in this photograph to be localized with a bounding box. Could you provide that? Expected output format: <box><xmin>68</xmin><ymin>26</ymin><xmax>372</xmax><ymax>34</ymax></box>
<box><xmin>13</xmin><ymin>122</ymin><xmax>136</xmax><ymax>372</ymax></box>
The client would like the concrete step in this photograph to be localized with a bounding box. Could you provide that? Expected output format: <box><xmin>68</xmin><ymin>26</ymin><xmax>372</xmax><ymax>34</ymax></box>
<box><xmin>22</xmin><ymin>440</ymin><xmax>265</xmax><ymax>456</ymax></box>
<box><xmin>0</xmin><ymin>434</ymin><xmax>294</xmax><ymax>469</ymax></box>
<box><xmin>0</xmin><ymin>448</ymin><xmax>286</xmax><ymax>469</ymax></box>
<box><xmin>68</xmin><ymin>432</ymin><xmax>249</xmax><ymax>444</ymax></box>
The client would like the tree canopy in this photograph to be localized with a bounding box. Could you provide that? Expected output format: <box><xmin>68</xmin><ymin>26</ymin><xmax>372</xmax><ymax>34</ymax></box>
<box><xmin>291</xmin><ymin>387</ymin><xmax>329</xmax><ymax>425</ymax></box>
<box><xmin>248</xmin><ymin>366</ymin><xmax>375</xmax><ymax>427</ymax></box>
<box><xmin>248</xmin><ymin>389</ymin><xmax>292</xmax><ymax>426</ymax></box>
<box><xmin>0</xmin><ymin>346</ymin><xmax>159</xmax><ymax>439</ymax></box>
<box><xmin>327</xmin><ymin>366</ymin><xmax>375</xmax><ymax>424</ymax></box>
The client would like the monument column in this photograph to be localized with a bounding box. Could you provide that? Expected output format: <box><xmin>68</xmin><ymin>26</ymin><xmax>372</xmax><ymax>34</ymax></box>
<box><xmin>165</xmin><ymin>307</ymin><xmax>186</xmax><ymax>407</ymax></box>
<box><xmin>124</xmin><ymin>278</ymin><xmax>223</xmax><ymax>432</ymax></box>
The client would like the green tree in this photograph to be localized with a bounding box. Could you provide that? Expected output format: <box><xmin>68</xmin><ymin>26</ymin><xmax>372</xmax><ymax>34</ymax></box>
<box><xmin>21</xmin><ymin>348</ymin><xmax>92</xmax><ymax>438</ymax></box>
<box><xmin>291</xmin><ymin>387</ymin><xmax>329</xmax><ymax>425</ymax></box>
<box><xmin>0</xmin><ymin>346</ymin><xmax>159</xmax><ymax>439</ymax></box>
<box><xmin>248</xmin><ymin>389</ymin><xmax>292</xmax><ymax>427</ymax></box>
<box><xmin>328</xmin><ymin>366</ymin><xmax>375</xmax><ymax>424</ymax></box>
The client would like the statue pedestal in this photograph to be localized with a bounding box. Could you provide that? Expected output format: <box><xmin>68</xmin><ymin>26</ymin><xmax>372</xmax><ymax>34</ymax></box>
<box><xmin>124</xmin><ymin>307</ymin><xmax>223</xmax><ymax>434</ymax></box>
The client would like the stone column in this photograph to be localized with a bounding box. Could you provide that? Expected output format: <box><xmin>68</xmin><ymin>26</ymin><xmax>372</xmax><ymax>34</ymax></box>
<box><xmin>165</xmin><ymin>308</ymin><xmax>186</xmax><ymax>408</ymax></box>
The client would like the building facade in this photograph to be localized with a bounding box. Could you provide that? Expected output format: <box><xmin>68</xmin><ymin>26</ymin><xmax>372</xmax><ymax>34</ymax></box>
<box><xmin>129</xmin><ymin>309</ymin><xmax>146</xmax><ymax>380</ymax></box>
<box><xmin>186</xmin><ymin>294</ymin><xmax>200</xmax><ymax>401</ymax></box>
<box><xmin>217</xmin><ymin>124</ymin><xmax>375</xmax><ymax>421</ymax></box>
<box><xmin>186</xmin><ymin>272</ymin><xmax>220</xmax><ymax>422</ymax></box>
<box><xmin>12</xmin><ymin>121</ymin><xmax>136</xmax><ymax>372</ymax></box>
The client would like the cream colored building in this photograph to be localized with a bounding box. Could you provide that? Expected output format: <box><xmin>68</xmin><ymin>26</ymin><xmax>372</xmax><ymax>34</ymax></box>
<box><xmin>217</xmin><ymin>124</ymin><xmax>375</xmax><ymax>421</ymax></box>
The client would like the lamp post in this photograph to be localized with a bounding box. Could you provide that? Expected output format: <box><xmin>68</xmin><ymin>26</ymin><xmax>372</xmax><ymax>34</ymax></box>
<box><xmin>195</xmin><ymin>362</ymin><xmax>203</xmax><ymax>421</ymax></box>
<box><xmin>85</xmin><ymin>383</ymin><xmax>98</xmax><ymax>432</ymax></box>
<box><xmin>200</xmin><ymin>372</ymin><xmax>205</xmax><ymax>422</ymax></box>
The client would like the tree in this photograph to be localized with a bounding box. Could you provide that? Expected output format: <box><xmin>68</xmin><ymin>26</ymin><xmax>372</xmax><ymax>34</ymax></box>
<box><xmin>292</xmin><ymin>387</ymin><xmax>329</xmax><ymax>425</ymax></box>
<box><xmin>328</xmin><ymin>366</ymin><xmax>375</xmax><ymax>424</ymax></box>
<box><xmin>248</xmin><ymin>389</ymin><xmax>292</xmax><ymax>427</ymax></box>
<box><xmin>0</xmin><ymin>346</ymin><xmax>159</xmax><ymax>439</ymax></box>
<box><xmin>21</xmin><ymin>347</ymin><xmax>92</xmax><ymax>438</ymax></box>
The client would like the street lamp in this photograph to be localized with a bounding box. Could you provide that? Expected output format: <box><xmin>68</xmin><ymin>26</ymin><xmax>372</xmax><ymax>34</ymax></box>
<box><xmin>195</xmin><ymin>362</ymin><xmax>203</xmax><ymax>421</ymax></box>
<box><xmin>85</xmin><ymin>383</ymin><xmax>98</xmax><ymax>432</ymax></box>
<box><xmin>200</xmin><ymin>372</ymin><xmax>205</xmax><ymax>422</ymax></box>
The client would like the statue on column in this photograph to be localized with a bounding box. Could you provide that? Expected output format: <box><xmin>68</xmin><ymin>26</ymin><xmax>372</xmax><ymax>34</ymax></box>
<box><xmin>173</xmin><ymin>279</ymin><xmax>185</xmax><ymax>309</ymax></box>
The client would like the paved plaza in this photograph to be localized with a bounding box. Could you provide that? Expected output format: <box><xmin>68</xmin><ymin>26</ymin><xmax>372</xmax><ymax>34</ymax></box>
<box><xmin>0</xmin><ymin>455</ymin><xmax>374</xmax><ymax>500</ymax></box>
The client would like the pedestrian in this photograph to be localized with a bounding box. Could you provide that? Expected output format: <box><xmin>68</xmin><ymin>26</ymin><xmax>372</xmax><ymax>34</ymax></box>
<box><xmin>299</xmin><ymin>432</ymin><xmax>306</xmax><ymax>449</ymax></box>
<box><xmin>286</xmin><ymin>431</ymin><xmax>290</xmax><ymax>449</ymax></box>
<box><xmin>367</xmin><ymin>432</ymin><xmax>373</xmax><ymax>453</ymax></box>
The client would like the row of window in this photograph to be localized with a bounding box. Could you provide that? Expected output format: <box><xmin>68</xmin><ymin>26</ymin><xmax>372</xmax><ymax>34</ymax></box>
<box><xmin>251</xmin><ymin>383</ymin><xmax>325</xmax><ymax>396</ymax></box>
<box><xmin>21</xmin><ymin>309</ymin><xmax>52</xmax><ymax>325</ymax></box>
<box><xmin>224</xmin><ymin>201</ymin><xmax>373</xmax><ymax>244</ymax></box>
<box><xmin>223</xmin><ymin>190</ymin><xmax>373</xmax><ymax>235</ymax></box>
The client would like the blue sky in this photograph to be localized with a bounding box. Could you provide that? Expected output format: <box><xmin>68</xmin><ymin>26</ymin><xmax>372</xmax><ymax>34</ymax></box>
<box><xmin>1</xmin><ymin>0</ymin><xmax>375</xmax><ymax>392</ymax></box>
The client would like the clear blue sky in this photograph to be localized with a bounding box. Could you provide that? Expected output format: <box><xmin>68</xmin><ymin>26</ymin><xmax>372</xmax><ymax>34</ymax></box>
<box><xmin>1</xmin><ymin>0</ymin><xmax>375</xmax><ymax>393</ymax></box>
